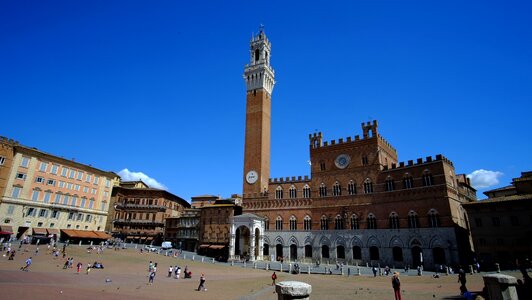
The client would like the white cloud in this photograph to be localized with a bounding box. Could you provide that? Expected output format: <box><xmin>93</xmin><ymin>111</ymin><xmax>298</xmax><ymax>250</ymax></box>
<box><xmin>117</xmin><ymin>168</ymin><xmax>167</xmax><ymax>190</ymax></box>
<box><xmin>467</xmin><ymin>169</ymin><xmax>504</xmax><ymax>189</ymax></box>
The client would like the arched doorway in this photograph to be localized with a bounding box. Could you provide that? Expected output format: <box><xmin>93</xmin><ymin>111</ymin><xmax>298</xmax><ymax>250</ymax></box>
<box><xmin>263</xmin><ymin>243</ymin><xmax>269</xmax><ymax>256</ymax></box>
<box><xmin>337</xmin><ymin>245</ymin><xmax>345</xmax><ymax>259</ymax></box>
<box><xmin>321</xmin><ymin>245</ymin><xmax>330</xmax><ymax>258</ymax></box>
<box><xmin>290</xmin><ymin>244</ymin><xmax>297</xmax><ymax>260</ymax></box>
<box><xmin>393</xmin><ymin>247</ymin><xmax>403</xmax><ymax>262</ymax></box>
<box><xmin>276</xmin><ymin>244</ymin><xmax>283</xmax><ymax>260</ymax></box>
<box><xmin>412</xmin><ymin>246</ymin><xmax>422</xmax><ymax>267</ymax></box>
<box><xmin>305</xmin><ymin>245</ymin><xmax>312</xmax><ymax>258</ymax></box>
<box><xmin>235</xmin><ymin>226</ymin><xmax>250</xmax><ymax>258</ymax></box>
<box><xmin>433</xmin><ymin>247</ymin><xmax>446</xmax><ymax>265</ymax></box>
<box><xmin>352</xmin><ymin>246</ymin><xmax>362</xmax><ymax>260</ymax></box>
<box><xmin>254</xmin><ymin>228</ymin><xmax>260</xmax><ymax>259</ymax></box>
<box><xmin>370</xmin><ymin>246</ymin><xmax>380</xmax><ymax>260</ymax></box>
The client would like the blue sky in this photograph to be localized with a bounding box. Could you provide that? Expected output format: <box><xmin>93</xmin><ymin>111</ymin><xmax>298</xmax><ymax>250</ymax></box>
<box><xmin>1</xmin><ymin>1</ymin><xmax>531</xmax><ymax>201</ymax></box>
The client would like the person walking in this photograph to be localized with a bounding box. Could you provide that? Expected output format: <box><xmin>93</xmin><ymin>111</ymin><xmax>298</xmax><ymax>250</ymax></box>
<box><xmin>271</xmin><ymin>271</ymin><xmax>277</xmax><ymax>286</ymax></box>
<box><xmin>458</xmin><ymin>267</ymin><xmax>467</xmax><ymax>294</ymax></box>
<box><xmin>148</xmin><ymin>271</ymin><xmax>156</xmax><ymax>285</ymax></box>
<box><xmin>176</xmin><ymin>266</ymin><xmax>181</xmax><ymax>279</ymax></box>
<box><xmin>76</xmin><ymin>262</ymin><xmax>83</xmax><ymax>274</ymax></box>
<box><xmin>392</xmin><ymin>272</ymin><xmax>402</xmax><ymax>300</ymax></box>
<box><xmin>86</xmin><ymin>263</ymin><xmax>91</xmax><ymax>275</ymax></box>
<box><xmin>20</xmin><ymin>257</ymin><xmax>32</xmax><ymax>271</ymax></box>
<box><xmin>168</xmin><ymin>265</ymin><xmax>173</xmax><ymax>277</ymax></box>
<box><xmin>197</xmin><ymin>273</ymin><xmax>206</xmax><ymax>291</ymax></box>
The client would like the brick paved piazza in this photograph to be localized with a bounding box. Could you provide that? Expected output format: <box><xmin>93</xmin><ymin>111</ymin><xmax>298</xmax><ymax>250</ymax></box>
<box><xmin>0</xmin><ymin>243</ymin><xmax>521</xmax><ymax>299</ymax></box>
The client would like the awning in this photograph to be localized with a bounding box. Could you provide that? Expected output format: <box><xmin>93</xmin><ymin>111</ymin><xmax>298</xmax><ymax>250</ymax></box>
<box><xmin>209</xmin><ymin>245</ymin><xmax>226</xmax><ymax>249</ymax></box>
<box><xmin>126</xmin><ymin>236</ymin><xmax>134</xmax><ymax>239</ymax></box>
<box><xmin>33</xmin><ymin>228</ymin><xmax>48</xmax><ymax>235</ymax></box>
<box><xmin>146</xmin><ymin>237</ymin><xmax>154</xmax><ymax>241</ymax></box>
<box><xmin>198</xmin><ymin>244</ymin><xmax>210</xmax><ymax>249</ymax></box>
<box><xmin>60</xmin><ymin>229</ymin><xmax>100</xmax><ymax>239</ymax></box>
<box><xmin>47</xmin><ymin>228</ymin><xmax>60</xmax><ymax>235</ymax></box>
<box><xmin>93</xmin><ymin>231</ymin><xmax>112</xmax><ymax>239</ymax></box>
<box><xmin>0</xmin><ymin>225</ymin><xmax>13</xmax><ymax>233</ymax></box>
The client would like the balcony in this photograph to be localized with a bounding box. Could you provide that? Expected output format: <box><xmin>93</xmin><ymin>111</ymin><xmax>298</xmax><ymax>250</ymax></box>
<box><xmin>115</xmin><ymin>203</ymin><xmax>166</xmax><ymax>211</ymax></box>
<box><xmin>113</xmin><ymin>218</ymin><xmax>164</xmax><ymax>226</ymax></box>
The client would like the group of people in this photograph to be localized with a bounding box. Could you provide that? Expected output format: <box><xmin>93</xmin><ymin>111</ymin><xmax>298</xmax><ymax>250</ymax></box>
<box><xmin>147</xmin><ymin>261</ymin><xmax>203</xmax><ymax>289</ymax></box>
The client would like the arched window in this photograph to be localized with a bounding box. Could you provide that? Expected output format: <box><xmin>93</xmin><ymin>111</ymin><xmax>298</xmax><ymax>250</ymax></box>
<box><xmin>275</xmin><ymin>216</ymin><xmax>283</xmax><ymax>230</ymax></box>
<box><xmin>363</xmin><ymin>178</ymin><xmax>373</xmax><ymax>194</ymax></box>
<box><xmin>348</xmin><ymin>180</ymin><xmax>357</xmax><ymax>195</ymax></box>
<box><xmin>333</xmin><ymin>182</ymin><xmax>342</xmax><ymax>196</ymax></box>
<box><xmin>320</xmin><ymin>215</ymin><xmax>329</xmax><ymax>230</ymax></box>
<box><xmin>275</xmin><ymin>186</ymin><xmax>283</xmax><ymax>199</ymax></box>
<box><xmin>389</xmin><ymin>212</ymin><xmax>400</xmax><ymax>229</ymax></box>
<box><xmin>408</xmin><ymin>211</ymin><xmax>419</xmax><ymax>229</ymax></box>
<box><xmin>337</xmin><ymin>245</ymin><xmax>345</xmax><ymax>259</ymax></box>
<box><xmin>303</xmin><ymin>185</ymin><xmax>311</xmax><ymax>198</ymax></box>
<box><xmin>422</xmin><ymin>170</ymin><xmax>434</xmax><ymax>186</ymax></box>
<box><xmin>304</xmin><ymin>215</ymin><xmax>312</xmax><ymax>230</ymax></box>
<box><xmin>367</xmin><ymin>213</ymin><xmax>377</xmax><ymax>229</ymax></box>
<box><xmin>289</xmin><ymin>215</ymin><xmax>297</xmax><ymax>230</ymax></box>
<box><xmin>428</xmin><ymin>209</ymin><xmax>440</xmax><ymax>227</ymax></box>
<box><xmin>385</xmin><ymin>176</ymin><xmax>395</xmax><ymax>191</ymax></box>
<box><xmin>289</xmin><ymin>185</ymin><xmax>297</xmax><ymax>199</ymax></box>
<box><xmin>319</xmin><ymin>183</ymin><xmax>327</xmax><ymax>197</ymax></box>
<box><xmin>334</xmin><ymin>215</ymin><xmax>344</xmax><ymax>230</ymax></box>
<box><xmin>403</xmin><ymin>173</ymin><xmax>414</xmax><ymax>189</ymax></box>
<box><xmin>254</xmin><ymin>49</ymin><xmax>260</xmax><ymax>62</ymax></box>
<box><xmin>350</xmin><ymin>214</ymin><xmax>359</xmax><ymax>229</ymax></box>
<box><xmin>264</xmin><ymin>218</ymin><xmax>270</xmax><ymax>230</ymax></box>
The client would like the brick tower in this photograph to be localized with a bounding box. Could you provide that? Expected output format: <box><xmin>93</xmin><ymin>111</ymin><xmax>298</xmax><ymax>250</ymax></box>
<box><xmin>242</xmin><ymin>29</ymin><xmax>275</xmax><ymax>197</ymax></box>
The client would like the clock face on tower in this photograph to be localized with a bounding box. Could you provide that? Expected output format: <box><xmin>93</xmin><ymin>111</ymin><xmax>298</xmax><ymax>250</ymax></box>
<box><xmin>335</xmin><ymin>154</ymin><xmax>351</xmax><ymax>169</ymax></box>
<box><xmin>246</xmin><ymin>170</ymin><xmax>259</xmax><ymax>184</ymax></box>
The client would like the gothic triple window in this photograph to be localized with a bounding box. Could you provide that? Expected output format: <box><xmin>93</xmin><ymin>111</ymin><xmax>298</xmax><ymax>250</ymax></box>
<box><xmin>289</xmin><ymin>215</ymin><xmax>297</xmax><ymax>230</ymax></box>
<box><xmin>422</xmin><ymin>170</ymin><xmax>434</xmax><ymax>186</ymax></box>
<box><xmin>389</xmin><ymin>212</ymin><xmax>400</xmax><ymax>229</ymax></box>
<box><xmin>264</xmin><ymin>218</ymin><xmax>270</xmax><ymax>230</ymax></box>
<box><xmin>428</xmin><ymin>209</ymin><xmax>440</xmax><ymax>227</ymax></box>
<box><xmin>333</xmin><ymin>182</ymin><xmax>342</xmax><ymax>196</ymax></box>
<box><xmin>320</xmin><ymin>215</ymin><xmax>329</xmax><ymax>230</ymax></box>
<box><xmin>289</xmin><ymin>185</ymin><xmax>297</xmax><ymax>199</ymax></box>
<box><xmin>350</xmin><ymin>214</ymin><xmax>359</xmax><ymax>229</ymax></box>
<box><xmin>403</xmin><ymin>173</ymin><xmax>414</xmax><ymax>189</ymax></box>
<box><xmin>363</xmin><ymin>178</ymin><xmax>374</xmax><ymax>194</ymax></box>
<box><xmin>319</xmin><ymin>183</ymin><xmax>327</xmax><ymax>197</ymax></box>
<box><xmin>385</xmin><ymin>176</ymin><xmax>395</xmax><ymax>191</ymax></box>
<box><xmin>334</xmin><ymin>214</ymin><xmax>344</xmax><ymax>230</ymax></box>
<box><xmin>275</xmin><ymin>216</ymin><xmax>283</xmax><ymax>230</ymax></box>
<box><xmin>275</xmin><ymin>186</ymin><xmax>284</xmax><ymax>199</ymax></box>
<box><xmin>408</xmin><ymin>211</ymin><xmax>419</xmax><ymax>229</ymax></box>
<box><xmin>303</xmin><ymin>185</ymin><xmax>311</xmax><ymax>198</ymax></box>
<box><xmin>304</xmin><ymin>215</ymin><xmax>312</xmax><ymax>230</ymax></box>
<box><xmin>347</xmin><ymin>180</ymin><xmax>357</xmax><ymax>195</ymax></box>
<box><xmin>367</xmin><ymin>213</ymin><xmax>377</xmax><ymax>229</ymax></box>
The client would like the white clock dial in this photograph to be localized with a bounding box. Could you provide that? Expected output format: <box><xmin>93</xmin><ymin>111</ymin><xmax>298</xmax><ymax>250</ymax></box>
<box><xmin>334</xmin><ymin>154</ymin><xmax>351</xmax><ymax>169</ymax></box>
<box><xmin>246</xmin><ymin>170</ymin><xmax>258</xmax><ymax>184</ymax></box>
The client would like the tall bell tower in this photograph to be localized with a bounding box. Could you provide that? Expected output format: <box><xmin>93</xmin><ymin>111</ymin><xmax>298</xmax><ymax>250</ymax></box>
<box><xmin>242</xmin><ymin>29</ymin><xmax>275</xmax><ymax>197</ymax></box>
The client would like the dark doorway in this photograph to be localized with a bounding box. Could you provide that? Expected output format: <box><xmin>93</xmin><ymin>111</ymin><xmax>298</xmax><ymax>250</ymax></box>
<box><xmin>276</xmin><ymin>244</ymin><xmax>283</xmax><ymax>260</ymax></box>
<box><xmin>305</xmin><ymin>245</ymin><xmax>312</xmax><ymax>258</ymax></box>
<box><xmin>412</xmin><ymin>246</ymin><xmax>422</xmax><ymax>267</ymax></box>
<box><xmin>263</xmin><ymin>243</ymin><xmax>269</xmax><ymax>256</ymax></box>
<box><xmin>290</xmin><ymin>244</ymin><xmax>297</xmax><ymax>260</ymax></box>
<box><xmin>370</xmin><ymin>246</ymin><xmax>380</xmax><ymax>260</ymax></box>
<box><xmin>321</xmin><ymin>245</ymin><xmax>330</xmax><ymax>258</ymax></box>
<box><xmin>393</xmin><ymin>247</ymin><xmax>403</xmax><ymax>262</ymax></box>
<box><xmin>352</xmin><ymin>246</ymin><xmax>362</xmax><ymax>260</ymax></box>
<box><xmin>337</xmin><ymin>245</ymin><xmax>345</xmax><ymax>259</ymax></box>
<box><xmin>433</xmin><ymin>247</ymin><xmax>446</xmax><ymax>265</ymax></box>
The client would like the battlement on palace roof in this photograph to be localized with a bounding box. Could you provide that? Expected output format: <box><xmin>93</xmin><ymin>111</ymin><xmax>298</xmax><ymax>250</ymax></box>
<box><xmin>308</xmin><ymin>120</ymin><xmax>396</xmax><ymax>153</ymax></box>
<box><xmin>269</xmin><ymin>175</ymin><xmax>310</xmax><ymax>184</ymax></box>
<box><xmin>382</xmin><ymin>154</ymin><xmax>454</xmax><ymax>171</ymax></box>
